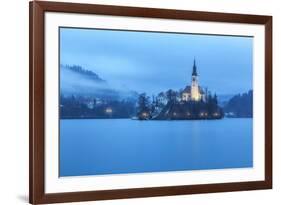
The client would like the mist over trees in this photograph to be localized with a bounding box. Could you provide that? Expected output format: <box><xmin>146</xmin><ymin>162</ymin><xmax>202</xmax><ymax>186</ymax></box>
<box><xmin>61</xmin><ymin>64</ymin><xmax>105</xmax><ymax>82</ymax></box>
<box><xmin>60</xmin><ymin>64</ymin><xmax>138</xmax><ymax>100</ymax></box>
<box><xmin>59</xmin><ymin>64</ymin><xmax>253</xmax><ymax>120</ymax></box>
<box><xmin>60</xmin><ymin>64</ymin><xmax>138</xmax><ymax>119</ymax></box>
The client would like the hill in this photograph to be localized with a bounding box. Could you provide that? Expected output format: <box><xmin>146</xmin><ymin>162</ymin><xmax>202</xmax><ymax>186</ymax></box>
<box><xmin>223</xmin><ymin>90</ymin><xmax>253</xmax><ymax>118</ymax></box>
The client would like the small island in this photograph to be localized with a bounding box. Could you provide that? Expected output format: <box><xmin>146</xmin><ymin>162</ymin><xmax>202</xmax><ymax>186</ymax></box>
<box><xmin>136</xmin><ymin>59</ymin><xmax>223</xmax><ymax>120</ymax></box>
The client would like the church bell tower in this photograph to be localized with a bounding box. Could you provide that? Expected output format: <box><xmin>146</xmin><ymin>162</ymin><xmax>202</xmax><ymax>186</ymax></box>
<box><xmin>191</xmin><ymin>59</ymin><xmax>200</xmax><ymax>101</ymax></box>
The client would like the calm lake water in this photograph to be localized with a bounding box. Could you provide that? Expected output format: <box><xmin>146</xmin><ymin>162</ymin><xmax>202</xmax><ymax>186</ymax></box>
<box><xmin>59</xmin><ymin>118</ymin><xmax>253</xmax><ymax>177</ymax></box>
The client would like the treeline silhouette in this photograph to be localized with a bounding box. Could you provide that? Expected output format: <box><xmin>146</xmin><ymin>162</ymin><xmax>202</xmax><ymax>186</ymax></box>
<box><xmin>136</xmin><ymin>91</ymin><xmax>223</xmax><ymax>120</ymax></box>
<box><xmin>60</xmin><ymin>90</ymin><xmax>253</xmax><ymax>119</ymax></box>
<box><xmin>61</xmin><ymin>64</ymin><xmax>105</xmax><ymax>82</ymax></box>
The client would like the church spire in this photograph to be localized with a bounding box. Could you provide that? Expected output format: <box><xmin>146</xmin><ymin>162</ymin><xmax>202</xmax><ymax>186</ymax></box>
<box><xmin>192</xmin><ymin>58</ymin><xmax>198</xmax><ymax>76</ymax></box>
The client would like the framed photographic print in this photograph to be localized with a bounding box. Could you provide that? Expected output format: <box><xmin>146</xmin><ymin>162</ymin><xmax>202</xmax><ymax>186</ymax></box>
<box><xmin>29</xmin><ymin>1</ymin><xmax>272</xmax><ymax>204</ymax></box>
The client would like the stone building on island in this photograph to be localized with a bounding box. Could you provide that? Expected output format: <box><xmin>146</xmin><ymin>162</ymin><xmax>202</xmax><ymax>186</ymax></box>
<box><xmin>181</xmin><ymin>59</ymin><xmax>206</xmax><ymax>102</ymax></box>
<box><xmin>137</xmin><ymin>59</ymin><xmax>224</xmax><ymax>120</ymax></box>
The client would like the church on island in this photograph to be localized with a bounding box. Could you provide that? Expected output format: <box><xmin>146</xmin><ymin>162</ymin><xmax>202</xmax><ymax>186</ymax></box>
<box><xmin>181</xmin><ymin>59</ymin><xmax>206</xmax><ymax>102</ymax></box>
<box><xmin>137</xmin><ymin>59</ymin><xmax>224</xmax><ymax>120</ymax></box>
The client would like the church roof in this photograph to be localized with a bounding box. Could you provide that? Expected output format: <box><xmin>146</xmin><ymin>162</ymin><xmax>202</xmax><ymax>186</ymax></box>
<box><xmin>182</xmin><ymin>86</ymin><xmax>191</xmax><ymax>93</ymax></box>
<box><xmin>199</xmin><ymin>86</ymin><xmax>205</xmax><ymax>94</ymax></box>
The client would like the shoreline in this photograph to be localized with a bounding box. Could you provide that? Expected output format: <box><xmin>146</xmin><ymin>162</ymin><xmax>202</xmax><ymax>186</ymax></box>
<box><xmin>60</xmin><ymin>117</ymin><xmax>253</xmax><ymax>120</ymax></box>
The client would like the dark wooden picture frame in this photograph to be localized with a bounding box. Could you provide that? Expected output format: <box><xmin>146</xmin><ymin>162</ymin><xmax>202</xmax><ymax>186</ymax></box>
<box><xmin>29</xmin><ymin>1</ymin><xmax>272</xmax><ymax>204</ymax></box>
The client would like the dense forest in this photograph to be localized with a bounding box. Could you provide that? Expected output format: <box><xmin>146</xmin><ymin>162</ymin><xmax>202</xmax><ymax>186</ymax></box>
<box><xmin>59</xmin><ymin>64</ymin><xmax>253</xmax><ymax>120</ymax></box>
<box><xmin>60</xmin><ymin>90</ymin><xmax>252</xmax><ymax>120</ymax></box>
<box><xmin>136</xmin><ymin>91</ymin><xmax>223</xmax><ymax>120</ymax></box>
<box><xmin>60</xmin><ymin>95</ymin><xmax>136</xmax><ymax>119</ymax></box>
<box><xmin>60</xmin><ymin>89</ymin><xmax>223</xmax><ymax>120</ymax></box>
<box><xmin>223</xmin><ymin>90</ymin><xmax>253</xmax><ymax>118</ymax></box>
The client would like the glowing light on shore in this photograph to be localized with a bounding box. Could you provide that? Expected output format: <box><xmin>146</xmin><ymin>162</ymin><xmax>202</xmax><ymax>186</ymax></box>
<box><xmin>142</xmin><ymin>112</ymin><xmax>149</xmax><ymax>118</ymax></box>
<box><xmin>200</xmin><ymin>112</ymin><xmax>208</xmax><ymax>117</ymax></box>
<box><xmin>105</xmin><ymin>108</ymin><xmax>112</xmax><ymax>114</ymax></box>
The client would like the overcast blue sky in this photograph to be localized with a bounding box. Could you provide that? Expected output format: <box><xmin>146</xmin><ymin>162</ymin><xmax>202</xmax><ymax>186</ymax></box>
<box><xmin>60</xmin><ymin>27</ymin><xmax>253</xmax><ymax>96</ymax></box>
